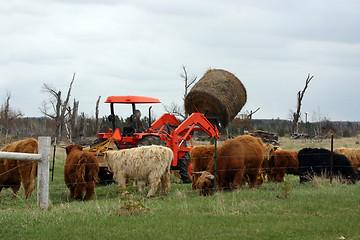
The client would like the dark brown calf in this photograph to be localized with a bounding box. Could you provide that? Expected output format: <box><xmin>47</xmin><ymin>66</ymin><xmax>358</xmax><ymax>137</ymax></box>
<box><xmin>65</xmin><ymin>144</ymin><xmax>99</xmax><ymax>201</ymax></box>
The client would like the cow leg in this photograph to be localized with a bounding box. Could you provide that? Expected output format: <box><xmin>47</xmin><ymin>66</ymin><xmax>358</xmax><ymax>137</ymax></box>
<box><xmin>22</xmin><ymin>178</ymin><xmax>36</xmax><ymax>198</ymax></box>
<box><xmin>300</xmin><ymin>173</ymin><xmax>308</xmax><ymax>183</ymax></box>
<box><xmin>137</xmin><ymin>180</ymin><xmax>146</xmax><ymax>194</ymax></box>
<box><xmin>11</xmin><ymin>185</ymin><xmax>21</xmax><ymax>199</ymax></box>
<box><xmin>69</xmin><ymin>185</ymin><xmax>76</xmax><ymax>199</ymax></box>
<box><xmin>160</xmin><ymin>171</ymin><xmax>171</xmax><ymax>195</ymax></box>
<box><xmin>277</xmin><ymin>169</ymin><xmax>286</xmax><ymax>182</ymax></box>
<box><xmin>84</xmin><ymin>182</ymin><xmax>95</xmax><ymax>201</ymax></box>
<box><xmin>115</xmin><ymin>172</ymin><xmax>127</xmax><ymax>189</ymax></box>
<box><xmin>73</xmin><ymin>184</ymin><xmax>85</xmax><ymax>200</ymax></box>
<box><xmin>17</xmin><ymin>161</ymin><xmax>35</xmax><ymax>198</ymax></box>
<box><xmin>267</xmin><ymin>171</ymin><xmax>275</xmax><ymax>182</ymax></box>
<box><xmin>232</xmin><ymin>170</ymin><xmax>245</xmax><ymax>190</ymax></box>
<box><xmin>245</xmin><ymin>168</ymin><xmax>261</xmax><ymax>188</ymax></box>
<box><xmin>248</xmin><ymin>174</ymin><xmax>258</xmax><ymax>188</ymax></box>
<box><xmin>147</xmin><ymin>174</ymin><xmax>161</xmax><ymax>198</ymax></box>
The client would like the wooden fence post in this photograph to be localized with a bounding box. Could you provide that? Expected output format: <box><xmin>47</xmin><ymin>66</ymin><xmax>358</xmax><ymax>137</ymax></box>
<box><xmin>37</xmin><ymin>136</ymin><xmax>51</xmax><ymax>210</ymax></box>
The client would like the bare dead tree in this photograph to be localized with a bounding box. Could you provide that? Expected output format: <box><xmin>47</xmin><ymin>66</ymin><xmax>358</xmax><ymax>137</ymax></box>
<box><xmin>181</xmin><ymin>65</ymin><xmax>197</xmax><ymax>118</ymax></box>
<box><xmin>164</xmin><ymin>65</ymin><xmax>197</xmax><ymax>120</ymax></box>
<box><xmin>95</xmin><ymin>96</ymin><xmax>101</xmax><ymax>134</ymax></box>
<box><xmin>292</xmin><ymin>74</ymin><xmax>314</xmax><ymax>133</ymax></box>
<box><xmin>231</xmin><ymin>107</ymin><xmax>260</xmax><ymax>133</ymax></box>
<box><xmin>40</xmin><ymin>73</ymin><xmax>75</xmax><ymax>138</ymax></box>
<box><xmin>180</xmin><ymin>65</ymin><xmax>197</xmax><ymax>101</ymax></box>
<box><xmin>66</xmin><ymin>98</ymin><xmax>79</xmax><ymax>142</ymax></box>
<box><xmin>77</xmin><ymin>112</ymin><xmax>86</xmax><ymax>138</ymax></box>
<box><xmin>247</xmin><ymin>107</ymin><xmax>260</xmax><ymax>120</ymax></box>
<box><xmin>163</xmin><ymin>101</ymin><xmax>186</xmax><ymax>119</ymax></box>
<box><xmin>0</xmin><ymin>91</ymin><xmax>23</xmax><ymax>140</ymax></box>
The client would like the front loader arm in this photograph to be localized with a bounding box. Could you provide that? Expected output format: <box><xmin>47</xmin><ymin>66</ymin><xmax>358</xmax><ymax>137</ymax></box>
<box><xmin>151</xmin><ymin>113</ymin><xmax>181</xmax><ymax>132</ymax></box>
<box><xmin>173</xmin><ymin>113</ymin><xmax>220</xmax><ymax>140</ymax></box>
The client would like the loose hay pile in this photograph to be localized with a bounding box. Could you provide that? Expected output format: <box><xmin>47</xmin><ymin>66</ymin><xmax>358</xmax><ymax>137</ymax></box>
<box><xmin>185</xmin><ymin>69</ymin><xmax>247</xmax><ymax>127</ymax></box>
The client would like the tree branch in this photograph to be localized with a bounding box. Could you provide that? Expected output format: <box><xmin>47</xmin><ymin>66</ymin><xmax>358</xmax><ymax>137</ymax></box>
<box><xmin>293</xmin><ymin>73</ymin><xmax>314</xmax><ymax>132</ymax></box>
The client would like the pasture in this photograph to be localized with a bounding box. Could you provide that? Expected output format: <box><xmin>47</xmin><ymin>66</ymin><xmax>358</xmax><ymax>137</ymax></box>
<box><xmin>1</xmin><ymin>136</ymin><xmax>360</xmax><ymax>239</ymax></box>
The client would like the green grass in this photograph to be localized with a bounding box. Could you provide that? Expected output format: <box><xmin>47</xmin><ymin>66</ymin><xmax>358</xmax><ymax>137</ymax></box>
<box><xmin>278</xmin><ymin>135</ymin><xmax>360</xmax><ymax>151</ymax></box>
<box><xmin>1</xmin><ymin>178</ymin><xmax>360</xmax><ymax>240</ymax></box>
<box><xmin>1</xmin><ymin>138</ymin><xmax>360</xmax><ymax>239</ymax></box>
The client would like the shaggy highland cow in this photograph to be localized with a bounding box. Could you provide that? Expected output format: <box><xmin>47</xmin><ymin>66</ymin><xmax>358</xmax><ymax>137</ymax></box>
<box><xmin>64</xmin><ymin>144</ymin><xmax>99</xmax><ymax>201</ymax></box>
<box><xmin>0</xmin><ymin>138</ymin><xmax>38</xmax><ymax>199</ymax></box>
<box><xmin>104</xmin><ymin>145</ymin><xmax>173</xmax><ymax>198</ymax></box>
<box><xmin>195</xmin><ymin>135</ymin><xmax>264</xmax><ymax>196</ymax></box>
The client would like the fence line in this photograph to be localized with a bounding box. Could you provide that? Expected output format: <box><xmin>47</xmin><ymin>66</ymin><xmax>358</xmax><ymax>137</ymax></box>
<box><xmin>0</xmin><ymin>161</ymin><xmax>34</xmax><ymax>178</ymax></box>
<box><xmin>2</xmin><ymin>136</ymin><xmax>356</xmax><ymax>201</ymax></box>
<box><xmin>2</xmin><ymin>155</ymin><xmax>355</xmax><ymax>171</ymax></box>
<box><xmin>0</xmin><ymin>163</ymin><xmax>354</xmax><ymax>189</ymax></box>
<box><xmin>0</xmin><ymin>136</ymin><xmax>51</xmax><ymax>210</ymax></box>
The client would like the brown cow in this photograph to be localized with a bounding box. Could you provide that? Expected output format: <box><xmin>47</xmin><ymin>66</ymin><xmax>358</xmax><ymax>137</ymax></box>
<box><xmin>65</xmin><ymin>144</ymin><xmax>99</xmax><ymax>201</ymax></box>
<box><xmin>270</xmin><ymin>149</ymin><xmax>299</xmax><ymax>182</ymax></box>
<box><xmin>334</xmin><ymin>148</ymin><xmax>360</xmax><ymax>171</ymax></box>
<box><xmin>191</xmin><ymin>144</ymin><xmax>265</xmax><ymax>189</ymax></box>
<box><xmin>0</xmin><ymin>138</ymin><xmax>38</xmax><ymax>199</ymax></box>
<box><xmin>195</xmin><ymin>135</ymin><xmax>264</xmax><ymax>196</ymax></box>
<box><xmin>190</xmin><ymin>145</ymin><xmax>222</xmax><ymax>190</ymax></box>
<box><xmin>262</xmin><ymin>143</ymin><xmax>277</xmax><ymax>181</ymax></box>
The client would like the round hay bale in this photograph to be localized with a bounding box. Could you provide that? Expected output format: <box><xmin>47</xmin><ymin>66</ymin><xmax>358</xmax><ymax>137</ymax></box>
<box><xmin>185</xmin><ymin>69</ymin><xmax>247</xmax><ymax>127</ymax></box>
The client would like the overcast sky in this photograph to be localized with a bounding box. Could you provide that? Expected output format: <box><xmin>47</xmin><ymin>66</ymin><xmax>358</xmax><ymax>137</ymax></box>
<box><xmin>1</xmin><ymin>0</ymin><xmax>359</xmax><ymax>122</ymax></box>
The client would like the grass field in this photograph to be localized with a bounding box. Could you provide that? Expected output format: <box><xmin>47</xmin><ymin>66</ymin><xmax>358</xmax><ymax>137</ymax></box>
<box><xmin>1</xmin><ymin>136</ymin><xmax>360</xmax><ymax>239</ymax></box>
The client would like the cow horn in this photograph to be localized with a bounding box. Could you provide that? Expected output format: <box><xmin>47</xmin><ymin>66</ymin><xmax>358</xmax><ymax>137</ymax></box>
<box><xmin>206</xmin><ymin>174</ymin><xmax>215</xmax><ymax>180</ymax></box>
<box><xmin>190</xmin><ymin>171</ymin><xmax>205</xmax><ymax>175</ymax></box>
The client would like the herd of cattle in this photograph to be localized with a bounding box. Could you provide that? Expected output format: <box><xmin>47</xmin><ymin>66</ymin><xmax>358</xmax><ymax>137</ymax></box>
<box><xmin>0</xmin><ymin>136</ymin><xmax>359</xmax><ymax>200</ymax></box>
<box><xmin>191</xmin><ymin>135</ymin><xmax>360</xmax><ymax>196</ymax></box>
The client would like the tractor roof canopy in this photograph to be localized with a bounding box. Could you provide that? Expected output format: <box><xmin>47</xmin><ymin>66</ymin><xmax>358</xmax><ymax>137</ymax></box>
<box><xmin>105</xmin><ymin>96</ymin><xmax>161</xmax><ymax>104</ymax></box>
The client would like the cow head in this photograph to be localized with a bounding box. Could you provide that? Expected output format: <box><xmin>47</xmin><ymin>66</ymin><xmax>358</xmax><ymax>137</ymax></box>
<box><xmin>195</xmin><ymin>171</ymin><xmax>215</xmax><ymax>196</ymax></box>
<box><xmin>356</xmin><ymin>170</ymin><xmax>360</xmax><ymax>181</ymax></box>
<box><xmin>347</xmin><ymin>168</ymin><xmax>359</xmax><ymax>184</ymax></box>
<box><xmin>65</xmin><ymin>144</ymin><xmax>83</xmax><ymax>155</ymax></box>
<box><xmin>262</xmin><ymin>144</ymin><xmax>277</xmax><ymax>174</ymax></box>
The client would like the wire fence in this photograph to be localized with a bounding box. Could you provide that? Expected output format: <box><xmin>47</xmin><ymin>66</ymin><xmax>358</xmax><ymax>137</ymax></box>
<box><xmin>1</xmin><ymin>136</ymin><xmax>359</xmax><ymax>199</ymax></box>
<box><xmin>0</xmin><ymin>163</ymin><xmax>355</xmax><ymax>190</ymax></box>
<box><xmin>0</xmin><ymin>137</ymin><xmax>51</xmax><ymax>209</ymax></box>
<box><xmin>1</xmin><ymin>152</ymin><xmax>357</xmax><ymax>179</ymax></box>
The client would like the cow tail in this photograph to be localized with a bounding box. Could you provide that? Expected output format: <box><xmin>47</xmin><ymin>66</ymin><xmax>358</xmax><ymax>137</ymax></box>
<box><xmin>85</xmin><ymin>154</ymin><xmax>99</xmax><ymax>183</ymax></box>
<box><xmin>29</xmin><ymin>161</ymin><xmax>37</xmax><ymax>189</ymax></box>
<box><xmin>75</xmin><ymin>156</ymin><xmax>86</xmax><ymax>186</ymax></box>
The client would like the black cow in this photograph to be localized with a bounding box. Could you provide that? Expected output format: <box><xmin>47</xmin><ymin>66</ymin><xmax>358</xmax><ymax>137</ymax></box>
<box><xmin>298</xmin><ymin>148</ymin><xmax>358</xmax><ymax>184</ymax></box>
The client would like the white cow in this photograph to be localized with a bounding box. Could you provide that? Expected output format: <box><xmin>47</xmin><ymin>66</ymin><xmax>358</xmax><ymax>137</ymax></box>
<box><xmin>104</xmin><ymin>145</ymin><xmax>173</xmax><ymax>197</ymax></box>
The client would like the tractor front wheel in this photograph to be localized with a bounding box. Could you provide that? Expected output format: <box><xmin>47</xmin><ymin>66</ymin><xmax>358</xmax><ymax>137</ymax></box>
<box><xmin>178</xmin><ymin>153</ymin><xmax>192</xmax><ymax>184</ymax></box>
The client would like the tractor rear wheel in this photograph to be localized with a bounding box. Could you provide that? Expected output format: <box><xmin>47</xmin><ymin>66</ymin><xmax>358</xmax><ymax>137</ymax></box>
<box><xmin>178</xmin><ymin>153</ymin><xmax>192</xmax><ymax>184</ymax></box>
<box><xmin>97</xmin><ymin>167</ymin><xmax>115</xmax><ymax>185</ymax></box>
<box><xmin>137</xmin><ymin>136</ymin><xmax>165</xmax><ymax>146</ymax></box>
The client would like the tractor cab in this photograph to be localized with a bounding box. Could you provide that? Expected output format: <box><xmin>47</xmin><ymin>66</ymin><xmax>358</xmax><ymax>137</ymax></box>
<box><xmin>94</xmin><ymin>95</ymin><xmax>164</xmax><ymax>148</ymax></box>
<box><xmin>106</xmin><ymin>95</ymin><xmax>160</xmax><ymax>134</ymax></box>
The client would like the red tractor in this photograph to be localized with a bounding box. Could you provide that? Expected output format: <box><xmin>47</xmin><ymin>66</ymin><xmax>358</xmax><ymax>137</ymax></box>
<box><xmin>89</xmin><ymin>95</ymin><xmax>220</xmax><ymax>184</ymax></box>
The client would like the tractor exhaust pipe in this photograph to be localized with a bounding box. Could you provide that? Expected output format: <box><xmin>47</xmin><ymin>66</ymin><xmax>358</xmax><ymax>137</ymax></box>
<box><xmin>148</xmin><ymin>106</ymin><xmax>153</xmax><ymax>129</ymax></box>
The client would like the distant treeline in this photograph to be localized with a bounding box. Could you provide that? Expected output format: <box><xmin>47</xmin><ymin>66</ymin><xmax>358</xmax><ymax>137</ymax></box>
<box><xmin>228</xmin><ymin>118</ymin><xmax>360</xmax><ymax>138</ymax></box>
